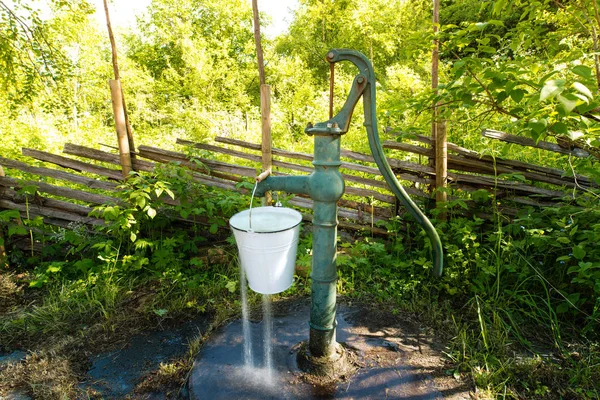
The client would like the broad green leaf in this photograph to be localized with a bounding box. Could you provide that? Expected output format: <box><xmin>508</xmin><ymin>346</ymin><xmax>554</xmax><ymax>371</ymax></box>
<box><xmin>573</xmin><ymin>245</ymin><xmax>586</xmax><ymax>260</ymax></box>
<box><xmin>551</xmin><ymin>122</ymin><xmax>568</xmax><ymax>134</ymax></box>
<box><xmin>556</xmin><ymin>302</ymin><xmax>569</xmax><ymax>314</ymax></box>
<box><xmin>493</xmin><ymin>0</ymin><xmax>507</xmax><ymax>16</ymax></box>
<box><xmin>540</xmin><ymin>79</ymin><xmax>565</xmax><ymax>101</ymax></box>
<box><xmin>472</xmin><ymin>189</ymin><xmax>490</xmax><ymax>203</ymax></box>
<box><xmin>479</xmin><ymin>45</ymin><xmax>496</xmax><ymax>54</ymax></box>
<box><xmin>130</xmin><ymin>232</ymin><xmax>137</xmax><ymax>242</ymax></box>
<box><xmin>0</xmin><ymin>210</ymin><xmax>21</xmax><ymax>221</ymax></box>
<box><xmin>571</xmin><ymin>65</ymin><xmax>593</xmax><ymax>80</ymax></box>
<box><xmin>528</xmin><ymin>119</ymin><xmax>548</xmax><ymax>134</ymax></box>
<box><xmin>487</xmin><ymin>19</ymin><xmax>504</xmax><ymax>26</ymax></box>
<box><xmin>47</xmin><ymin>264</ymin><xmax>62</xmax><ymax>273</ymax></box>
<box><xmin>572</xmin><ymin>82</ymin><xmax>593</xmax><ymax>99</ymax></box>
<box><xmin>572</xmin><ymin>93</ymin><xmax>590</xmax><ymax>104</ymax></box>
<box><xmin>538</xmin><ymin>70</ymin><xmax>560</xmax><ymax>85</ymax></box>
<box><xmin>568</xmin><ymin>131</ymin><xmax>584</xmax><ymax>141</ymax></box>
<box><xmin>510</xmin><ymin>89</ymin><xmax>526</xmax><ymax>103</ymax></box>
<box><xmin>557</xmin><ymin>94</ymin><xmax>577</xmax><ymax>114</ymax></box>
<box><xmin>8</xmin><ymin>225</ymin><xmax>27</xmax><ymax>236</ymax></box>
<box><xmin>147</xmin><ymin>207</ymin><xmax>157</xmax><ymax>219</ymax></box>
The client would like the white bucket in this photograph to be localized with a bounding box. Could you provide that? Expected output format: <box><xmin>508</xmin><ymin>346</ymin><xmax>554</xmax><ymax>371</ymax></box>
<box><xmin>230</xmin><ymin>206</ymin><xmax>302</xmax><ymax>295</ymax></box>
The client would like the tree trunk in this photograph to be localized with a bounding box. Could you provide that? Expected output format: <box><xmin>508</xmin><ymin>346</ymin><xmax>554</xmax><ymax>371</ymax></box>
<box><xmin>103</xmin><ymin>0</ymin><xmax>136</xmax><ymax>158</ymax></box>
<box><xmin>109</xmin><ymin>79</ymin><xmax>132</xmax><ymax>179</ymax></box>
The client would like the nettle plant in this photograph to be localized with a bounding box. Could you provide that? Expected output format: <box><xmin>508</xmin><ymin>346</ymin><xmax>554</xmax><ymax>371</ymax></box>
<box><xmin>89</xmin><ymin>163</ymin><xmax>251</xmax><ymax>279</ymax></box>
<box><xmin>21</xmin><ymin>162</ymin><xmax>251</xmax><ymax>287</ymax></box>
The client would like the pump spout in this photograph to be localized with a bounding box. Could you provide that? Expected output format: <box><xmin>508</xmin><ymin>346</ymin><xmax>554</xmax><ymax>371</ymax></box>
<box><xmin>254</xmin><ymin>175</ymin><xmax>311</xmax><ymax>198</ymax></box>
<box><xmin>320</xmin><ymin>49</ymin><xmax>444</xmax><ymax>277</ymax></box>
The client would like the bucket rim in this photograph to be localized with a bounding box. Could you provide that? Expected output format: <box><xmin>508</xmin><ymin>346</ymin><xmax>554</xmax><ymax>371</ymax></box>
<box><xmin>229</xmin><ymin>206</ymin><xmax>303</xmax><ymax>234</ymax></box>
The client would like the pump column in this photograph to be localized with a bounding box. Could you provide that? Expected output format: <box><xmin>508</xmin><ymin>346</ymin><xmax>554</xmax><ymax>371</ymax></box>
<box><xmin>308</xmin><ymin>132</ymin><xmax>344</xmax><ymax>358</ymax></box>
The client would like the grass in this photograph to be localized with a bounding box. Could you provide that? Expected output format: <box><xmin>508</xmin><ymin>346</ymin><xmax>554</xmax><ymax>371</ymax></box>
<box><xmin>2</xmin><ymin>198</ymin><xmax>600</xmax><ymax>399</ymax></box>
<box><xmin>0</xmin><ymin>245</ymin><xmax>246</xmax><ymax>399</ymax></box>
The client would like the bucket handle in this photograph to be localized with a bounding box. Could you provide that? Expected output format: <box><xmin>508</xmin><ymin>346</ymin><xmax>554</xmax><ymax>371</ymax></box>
<box><xmin>249</xmin><ymin>169</ymin><xmax>272</xmax><ymax>231</ymax></box>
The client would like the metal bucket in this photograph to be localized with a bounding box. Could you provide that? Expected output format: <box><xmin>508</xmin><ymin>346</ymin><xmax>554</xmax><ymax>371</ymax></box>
<box><xmin>230</xmin><ymin>206</ymin><xmax>302</xmax><ymax>295</ymax></box>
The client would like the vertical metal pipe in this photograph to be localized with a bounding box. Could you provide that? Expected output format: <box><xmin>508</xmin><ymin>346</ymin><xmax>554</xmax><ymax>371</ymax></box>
<box><xmin>309</xmin><ymin>200</ymin><xmax>338</xmax><ymax>357</ymax></box>
<box><xmin>308</xmin><ymin>134</ymin><xmax>343</xmax><ymax>357</ymax></box>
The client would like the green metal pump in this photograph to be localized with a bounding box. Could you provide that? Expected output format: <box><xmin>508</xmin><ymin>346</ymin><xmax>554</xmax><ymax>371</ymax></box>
<box><xmin>254</xmin><ymin>49</ymin><xmax>443</xmax><ymax>361</ymax></box>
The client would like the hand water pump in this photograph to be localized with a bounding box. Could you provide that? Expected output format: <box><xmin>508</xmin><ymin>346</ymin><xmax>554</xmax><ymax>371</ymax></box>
<box><xmin>233</xmin><ymin>49</ymin><xmax>443</xmax><ymax>368</ymax></box>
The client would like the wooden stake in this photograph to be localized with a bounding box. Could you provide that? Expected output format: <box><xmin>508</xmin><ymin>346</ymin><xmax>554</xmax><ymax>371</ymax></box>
<box><xmin>103</xmin><ymin>0</ymin><xmax>136</xmax><ymax>157</ymax></box>
<box><xmin>0</xmin><ymin>165</ymin><xmax>7</xmax><ymax>269</ymax></box>
<box><xmin>252</xmin><ymin>0</ymin><xmax>272</xmax><ymax>205</ymax></box>
<box><xmin>432</xmin><ymin>0</ymin><xmax>447</xmax><ymax>217</ymax></box>
<box><xmin>260</xmin><ymin>84</ymin><xmax>273</xmax><ymax>205</ymax></box>
<box><xmin>109</xmin><ymin>79</ymin><xmax>132</xmax><ymax>179</ymax></box>
<box><xmin>435</xmin><ymin>120</ymin><xmax>448</xmax><ymax>210</ymax></box>
<box><xmin>252</xmin><ymin>0</ymin><xmax>266</xmax><ymax>86</ymax></box>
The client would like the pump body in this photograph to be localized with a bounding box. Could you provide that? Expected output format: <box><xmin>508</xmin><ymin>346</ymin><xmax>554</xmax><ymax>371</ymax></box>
<box><xmin>254</xmin><ymin>49</ymin><xmax>443</xmax><ymax>359</ymax></box>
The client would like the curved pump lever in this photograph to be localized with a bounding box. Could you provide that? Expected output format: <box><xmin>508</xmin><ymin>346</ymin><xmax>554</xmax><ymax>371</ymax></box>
<box><xmin>308</xmin><ymin>49</ymin><xmax>444</xmax><ymax>277</ymax></box>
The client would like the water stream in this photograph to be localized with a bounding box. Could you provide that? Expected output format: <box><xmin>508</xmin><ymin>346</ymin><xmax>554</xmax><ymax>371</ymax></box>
<box><xmin>262</xmin><ymin>294</ymin><xmax>274</xmax><ymax>382</ymax></box>
<box><xmin>240</xmin><ymin>264</ymin><xmax>253</xmax><ymax>369</ymax></box>
<box><xmin>239</xmin><ymin>183</ymin><xmax>276</xmax><ymax>381</ymax></box>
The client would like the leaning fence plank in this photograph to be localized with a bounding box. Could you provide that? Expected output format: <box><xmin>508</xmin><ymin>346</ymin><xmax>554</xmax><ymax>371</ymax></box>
<box><xmin>207</xmin><ymin>137</ymin><xmax>388</xmax><ymax>176</ymax></box>
<box><xmin>171</xmin><ymin>141</ymin><xmax>398</xmax><ymax>193</ymax></box>
<box><xmin>0</xmin><ymin>176</ymin><xmax>120</xmax><ymax>206</ymax></box>
<box><xmin>1</xmin><ymin>188</ymin><xmax>95</xmax><ymax>216</ymax></box>
<box><xmin>0</xmin><ymin>199</ymin><xmax>104</xmax><ymax>226</ymax></box>
<box><xmin>482</xmin><ymin>129</ymin><xmax>592</xmax><ymax>158</ymax></box>
<box><xmin>0</xmin><ymin>156</ymin><xmax>117</xmax><ymax>191</ymax></box>
<box><xmin>384</xmin><ymin>140</ymin><xmax>595</xmax><ymax>188</ymax></box>
<box><xmin>447</xmin><ymin>173</ymin><xmax>565</xmax><ymax>198</ymax></box>
<box><xmin>63</xmin><ymin>144</ymin><xmax>154</xmax><ymax>172</ymax></box>
<box><xmin>395</xmin><ymin>133</ymin><xmax>596</xmax><ymax>185</ymax></box>
<box><xmin>22</xmin><ymin>148</ymin><xmax>123</xmax><ymax>181</ymax></box>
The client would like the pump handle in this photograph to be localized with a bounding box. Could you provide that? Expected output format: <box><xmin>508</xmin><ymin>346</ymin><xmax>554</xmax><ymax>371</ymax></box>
<box><xmin>322</xmin><ymin>49</ymin><xmax>444</xmax><ymax>277</ymax></box>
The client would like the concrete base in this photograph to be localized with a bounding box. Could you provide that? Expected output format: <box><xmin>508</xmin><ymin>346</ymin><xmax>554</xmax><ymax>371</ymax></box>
<box><xmin>189</xmin><ymin>302</ymin><xmax>469</xmax><ymax>399</ymax></box>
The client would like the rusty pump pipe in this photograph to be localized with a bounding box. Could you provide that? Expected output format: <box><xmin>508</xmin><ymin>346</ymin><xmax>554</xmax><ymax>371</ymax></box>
<box><xmin>254</xmin><ymin>49</ymin><xmax>443</xmax><ymax>362</ymax></box>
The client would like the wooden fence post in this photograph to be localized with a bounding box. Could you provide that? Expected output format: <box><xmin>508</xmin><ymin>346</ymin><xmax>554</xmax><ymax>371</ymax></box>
<box><xmin>109</xmin><ymin>79</ymin><xmax>132</xmax><ymax>179</ymax></box>
<box><xmin>435</xmin><ymin>120</ymin><xmax>448</xmax><ymax>207</ymax></box>
<box><xmin>252</xmin><ymin>0</ymin><xmax>272</xmax><ymax>205</ymax></box>
<box><xmin>0</xmin><ymin>165</ymin><xmax>7</xmax><ymax>269</ymax></box>
<box><xmin>260</xmin><ymin>84</ymin><xmax>272</xmax><ymax>204</ymax></box>
<box><xmin>103</xmin><ymin>0</ymin><xmax>136</xmax><ymax>159</ymax></box>
<box><xmin>432</xmin><ymin>0</ymin><xmax>447</xmax><ymax>218</ymax></box>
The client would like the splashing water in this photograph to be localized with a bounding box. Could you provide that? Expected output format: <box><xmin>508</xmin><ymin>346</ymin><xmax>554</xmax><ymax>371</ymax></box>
<box><xmin>238</xmin><ymin>182</ymin><xmax>276</xmax><ymax>382</ymax></box>
<box><xmin>262</xmin><ymin>294</ymin><xmax>274</xmax><ymax>383</ymax></box>
<box><xmin>240</xmin><ymin>264</ymin><xmax>253</xmax><ymax>368</ymax></box>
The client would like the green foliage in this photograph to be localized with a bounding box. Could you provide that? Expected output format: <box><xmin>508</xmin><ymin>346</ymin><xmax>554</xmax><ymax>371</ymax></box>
<box><xmin>1</xmin><ymin>0</ymin><xmax>600</xmax><ymax>397</ymax></box>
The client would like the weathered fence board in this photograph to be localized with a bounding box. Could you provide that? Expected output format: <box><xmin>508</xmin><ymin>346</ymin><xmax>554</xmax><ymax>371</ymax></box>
<box><xmin>482</xmin><ymin>129</ymin><xmax>593</xmax><ymax>158</ymax></box>
<box><xmin>0</xmin><ymin>176</ymin><xmax>120</xmax><ymax>205</ymax></box>
<box><xmin>23</xmin><ymin>148</ymin><xmax>123</xmax><ymax>180</ymax></box>
<box><xmin>0</xmin><ymin>156</ymin><xmax>118</xmax><ymax>191</ymax></box>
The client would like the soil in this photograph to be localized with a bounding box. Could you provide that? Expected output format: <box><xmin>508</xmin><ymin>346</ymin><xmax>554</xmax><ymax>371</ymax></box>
<box><xmin>1</xmin><ymin>294</ymin><xmax>473</xmax><ymax>399</ymax></box>
<box><xmin>189</xmin><ymin>297</ymin><xmax>473</xmax><ymax>399</ymax></box>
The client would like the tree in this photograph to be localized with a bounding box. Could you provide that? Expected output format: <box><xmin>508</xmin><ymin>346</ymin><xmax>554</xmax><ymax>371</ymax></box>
<box><xmin>0</xmin><ymin>0</ymin><xmax>93</xmax><ymax>108</ymax></box>
<box><xmin>125</xmin><ymin>0</ymin><xmax>259</xmax><ymax>140</ymax></box>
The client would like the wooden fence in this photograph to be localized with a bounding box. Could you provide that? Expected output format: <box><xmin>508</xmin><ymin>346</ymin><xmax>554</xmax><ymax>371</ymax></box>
<box><xmin>0</xmin><ymin>130</ymin><xmax>597</xmax><ymax>253</ymax></box>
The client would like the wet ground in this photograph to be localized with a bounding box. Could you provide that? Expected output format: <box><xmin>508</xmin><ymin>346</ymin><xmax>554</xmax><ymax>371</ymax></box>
<box><xmin>80</xmin><ymin>315</ymin><xmax>210</xmax><ymax>398</ymax></box>
<box><xmin>189</xmin><ymin>300</ymin><xmax>471</xmax><ymax>399</ymax></box>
